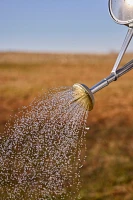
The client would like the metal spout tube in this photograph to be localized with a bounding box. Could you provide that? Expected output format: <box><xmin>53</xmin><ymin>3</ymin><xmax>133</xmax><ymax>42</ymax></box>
<box><xmin>90</xmin><ymin>59</ymin><xmax>133</xmax><ymax>94</ymax></box>
<box><xmin>90</xmin><ymin>74</ymin><xmax>115</xmax><ymax>94</ymax></box>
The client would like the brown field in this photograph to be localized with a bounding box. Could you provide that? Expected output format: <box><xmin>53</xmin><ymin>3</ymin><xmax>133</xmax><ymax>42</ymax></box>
<box><xmin>1</xmin><ymin>52</ymin><xmax>133</xmax><ymax>199</ymax></box>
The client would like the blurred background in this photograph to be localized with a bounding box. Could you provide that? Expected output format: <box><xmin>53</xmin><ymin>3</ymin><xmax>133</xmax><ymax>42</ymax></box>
<box><xmin>1</xmin><ymin>0</ymin><xmax>133</xmax><ymax>199</ymax></box>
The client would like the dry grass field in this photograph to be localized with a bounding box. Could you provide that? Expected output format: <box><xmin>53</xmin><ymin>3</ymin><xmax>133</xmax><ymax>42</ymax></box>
<box><xmin>0</xmin><ymin>52</ymin><xmax>133</xmax><ymax>199</ymax></box>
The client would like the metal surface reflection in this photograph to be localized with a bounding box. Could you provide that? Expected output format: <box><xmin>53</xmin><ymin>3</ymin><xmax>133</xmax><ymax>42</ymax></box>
<box><xmin>109</xmin><ymin>0</ymin><xmax>133</xmax><ymax>25</ymax></box>
<box><xmin>109</xmin><ymin>0</ymin><xmax>133</xmax><ymax>74</ymax></box>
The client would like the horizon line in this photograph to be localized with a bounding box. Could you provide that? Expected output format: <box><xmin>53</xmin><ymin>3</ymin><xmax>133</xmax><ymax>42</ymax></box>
<box><xmin>0</xmin><ymin>49</ymin><xmax>133</xmax><ymax>55</ymax></box>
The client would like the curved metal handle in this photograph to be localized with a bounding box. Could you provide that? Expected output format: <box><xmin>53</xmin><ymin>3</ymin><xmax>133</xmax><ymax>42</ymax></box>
<box><xmin>111</xmin><ymin>28</ymin><xmax>133</xmax><ymax>75</ymax></box>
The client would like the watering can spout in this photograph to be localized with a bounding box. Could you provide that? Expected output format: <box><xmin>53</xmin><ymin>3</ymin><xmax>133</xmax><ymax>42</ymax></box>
<box><xmin>73</xmin><ymin>59</ymin><xmax>133</xmax><ymax>111</ymax></box>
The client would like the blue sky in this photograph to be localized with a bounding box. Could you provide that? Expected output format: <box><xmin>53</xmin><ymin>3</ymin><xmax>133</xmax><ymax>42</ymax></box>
<box><xmin>0</xmin><ymin>0</ymin><xmax>133</xmax><ymax>53</ymax></box>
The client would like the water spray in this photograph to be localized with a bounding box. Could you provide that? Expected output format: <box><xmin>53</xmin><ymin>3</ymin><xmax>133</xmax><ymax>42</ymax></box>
<box><xmin>73</xmin><ymin>0</ymin><xmax>133</xmax><ymax>111</ymax></box>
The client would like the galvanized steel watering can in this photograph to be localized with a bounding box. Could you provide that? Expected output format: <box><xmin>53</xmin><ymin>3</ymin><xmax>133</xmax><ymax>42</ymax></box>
<box><xmin>73</xmin><ymin>0</ymin><xmax>133</xmax><ymax>111</ymax></box>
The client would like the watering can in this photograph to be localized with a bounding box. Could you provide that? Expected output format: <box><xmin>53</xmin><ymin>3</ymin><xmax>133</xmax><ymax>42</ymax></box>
<box><xmin>73</xmin><ymin>0</ymin><xmax>133</xmax><ymax>111</ymax></box>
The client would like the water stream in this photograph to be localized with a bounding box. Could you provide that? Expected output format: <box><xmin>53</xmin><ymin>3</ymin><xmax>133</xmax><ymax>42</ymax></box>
<box><xmin>0</xmin><ymin>86</ymin><xmax>89</xmax><ymax>200</ymax></box>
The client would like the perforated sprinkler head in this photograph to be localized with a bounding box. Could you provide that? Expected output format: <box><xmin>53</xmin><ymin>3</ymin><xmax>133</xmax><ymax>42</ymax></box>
<box><xmin>72</xmin><ymin>83</ymin><xmax>94</xmax><ymax>111</ymax></box>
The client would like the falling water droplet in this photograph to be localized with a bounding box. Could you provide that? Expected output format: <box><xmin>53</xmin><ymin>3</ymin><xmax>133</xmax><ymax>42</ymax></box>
<box><xmin>0</xmin><ymin>86</ymin><xmax>90</xmax><ymax>199</ymax></box>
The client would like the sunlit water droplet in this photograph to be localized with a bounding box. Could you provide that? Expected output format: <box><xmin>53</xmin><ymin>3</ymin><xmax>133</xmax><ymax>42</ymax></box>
<box><xmin>0</xmin><ymin>86</ymin><xmax>89</xmax><ymax>199</ymax></box>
